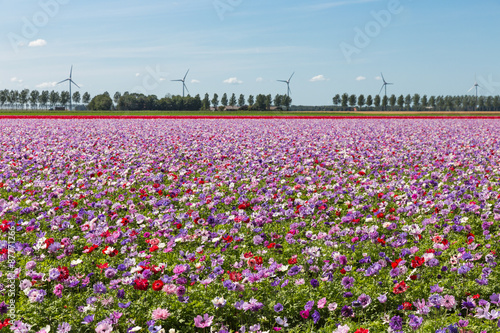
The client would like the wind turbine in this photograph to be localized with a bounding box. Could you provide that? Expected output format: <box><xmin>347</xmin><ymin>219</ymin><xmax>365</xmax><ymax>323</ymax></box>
<box><xmin>379</xmin><ymin>72</ymin><xmax>393</xmax><ymax>97</ymax></box>
<box><xmin>468</xmin><ymin>75</ymin><xmax>480</xmax><ymax>111</ymax></box>
<box><xmin>57</xmin><ymin>65</ymin><xmax>80</xmax><ymax>111</ymax></box>
<box><xmin>171</xmin><ymin>69</ymin><xmax>190</xmax><ymax>97</ymax></box>
<box><xmin>277</xmin><ymin>72</ymin><xmax>295</xmax><ymax>97</ymax></box>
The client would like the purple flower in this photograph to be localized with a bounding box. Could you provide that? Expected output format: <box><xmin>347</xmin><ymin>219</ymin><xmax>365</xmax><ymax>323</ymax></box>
<box><xmin>194</xmin><ymin>313</ymin><xmax>214</xmax><ymax>328</ymax></box>
<box><xmin>389</xmin><ymin>315</ymin><xmax>403</xmax><ymax>331</ymax></box>
<box><xmin>341</xmin><ymin>276</ymin><xmax>355</xmax><ymax>289</ymax></box>
<box><xmin>340</xmin><ymin>305</ymin><xmax>354</xmax><ymax>317</ymax></box>
<box><xmin>0</xmin><ymin>301</ymin><xmax>7</xmax><ymax>314</ymax></box>
<box><xmin>408</xmin><ymin>315</ymin><xmax>423</xmax><ymax>331</ymax></box>
<box><xmin>310</xmin><ymin>279</ymin><xmax>319</xmax><ymax>288</ymax></box>
<box><xmin>377</xmin><ymin>294</ymin><xmax>388</xmax><ymax>303</ymax></box>
<box><xmin>57</xmin><ymin>322</ymin><xmax>71</xmax><ymax>333</ymax></box>
<box><xmin>81</xmin><ymin>315</ymin><xmax>94</xmax><ymax>324</ymax></box>
<box><xmin>304</xmin><ymin>300</ymin><xmax>315</xmax><ymax>311</ymax></box>
<box><xmin>358</xmin><ymin>294</ymin><xmax>372</xmax><ymax>308</ymax></box>
<box><xmin>312</xmin><ymin>310</ymin><xmax>321</xmax><ymax>324</ymax></box>
<box><xmin>93</xmin><ymin>282</ymin><xmax>107</xmax><ymax>294</ymax></box>
<box><xmin>274</xmin><ymin>303</ymin><xmax>283</xmax><ymax>312</ymax></box>
<box><xmin>118</xmin><ymin>302</ymin><xmax>131</xmax><ymax>308</ymax></box>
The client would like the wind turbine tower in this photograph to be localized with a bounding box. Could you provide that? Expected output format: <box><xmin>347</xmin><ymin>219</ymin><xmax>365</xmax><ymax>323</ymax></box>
<box><xmin>57</xmin><ymin>65</ymin><xmax>80</xmax><ymax>111</ymax></box>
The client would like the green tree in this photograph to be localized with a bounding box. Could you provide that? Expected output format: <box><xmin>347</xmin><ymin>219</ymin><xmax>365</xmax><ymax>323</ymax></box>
<box><xmin>255</xmin><ymin>94</ymin><xmax>266</xmax><ymax>110</ymax></box>
<box><xmin>357</xmin><ymin>94</ymin><xmax>365</xmax><ymax>109</ymax></box>
<box><xmin>9</xmin><ymin>90</ymin><xmax>19</xmax><ymax>109</ymax></box>
<box><xmin>332</xmin><ymin>94</ymin><xmax>341</xmax><ymax>108</ymax></box>
<box><xmin>348</xmin><ymin>94</ymin><xmax>356</xmax><ymax>108</ymax></box>
<box><xmin>366</xmin><ymin>95</ymin><xmax>373</xmax><ymax>108</ymax></box>
<box><xmin>238</xmin><ymin>94</ymin><xmax>245</xmax><ymax>107</ymax></box>
<box><xmin>247</xmin><ymin>95</ymin><xmax>254</xmax><ymax>107</ymax></box>
<box><xmin>274</xmin><ymin>94</ymin><xmax>283</xmax><ymax>109</ymax></box>
<box><xmin>113</xmin><ymin>92</ymin><xmax>122</xmax><ymax>105</ymax></box>
<box><xmin>39</xmin><ymin>91</ymin><xmax>49</xmax><ymax>109</ymax></box>
<box><xmin>19</xmin><ymin>89</ymin><xmax>29</xmax><ymax>109</ymax></box>
<box><xmin>428</xmin><ymin>96</ymin><xmax>436</xmax><ymax>110</ymax></box>
<box><xmin>202</xmin><ymin>93</ymin><xmax>210</xmax><ymax>110</ymax></box>
<box><xmin>397</xmin><ymin>95</ymin><xmax>404</xmax><ymax>110</ymax></box>
<box><xmin>412</xmin><ymin>93</ymin><xmax>421</xmax><ymax>111</ymax></box>
<box><xmin>221</xmin><ymin>93</ymin><xmax>228</xmax><ymax>107</ymax></box>
<box><xmin>283</xmin><ymin>95</ymin><xmax>292</xmax><ymax>111</ymax></box>
<box><xmin>404</xmin><ymin>94</ymin><xmax>412</xmax><ymax>110</ymax></box>
<box><xmin>229</xmin><ymin>93</ymin><xmax>237</xmax><ymax>106</ymax></box>
<box><xmin>265</xmin><ymin>94</ymin><xmax>272</xmax><ymax>110</ymax></box>
<box><xmin>29</xmin><ymin>90</ymin><xmax>40</xmax><ymax>109</ymax></box>
<box><xmin>389</xmin><ymin>94</ymin><xmax>396</xmax><ymax>110</ymax></box>
<box><xmin>60</xmin><ymin>91</ymin><xmax>70</xmax><ymax>109</ymax></box>
<box><xmin>382</xmin><ymin>95</ymin><xmax>388</xmax><ymax>110</ymax></box>
<box><xmin>87</xmin><ymin>93</ymin><xmax>113</xmax><ymax>110</ymax></box>
<box><xmin>374</xmin><ymin>95</ymin><xmax>381</xmax><ymax>110</ymax></box>
<box><xmin>0</xmin><ymin>90</ymin><xmax>7</xmax><ymax>109</ymax></box>
<box><xmin>82</xmin><ymin>92</ymin><xmax>91</xmax><ymax>105</ymax></box>
<box><xmin>211</xmin><ymin>93</ymin><xmax>219</xmax><ymax>110</ymax></box>
<box><xmin>73</xmin><ymin>91</ymin><xmax>81</xmax><ymax>105</ymax></box>
<box><xmin>341</xmin><ymin>93</ymin><xmax>349</xmax><ymax>110</ymax></box>
<box><xmin>49</xmin><ymin>91</ymin><xmax>60</xmax><ymax>109</ymax></box>
<box><xmin>421</xmin><ymin>95</ymin><xmax>428</xmax><ymax>110</ymax></box>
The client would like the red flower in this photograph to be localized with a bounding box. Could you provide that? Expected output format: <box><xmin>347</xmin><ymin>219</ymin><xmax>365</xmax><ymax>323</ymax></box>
<box><xmin>57</xmin><ymin>266</ymin><xmax>69</xmax><ymax>281</ymax></box>
<box><xmin>133</xmin><ymin>278</ymin><xmax>149</xmax><ymax>291</ymax></box>
<box><xmin>355</xmin><ymin>329</ymin><xmax>369</xmax><ymax>333</ymax></box>
<box><xmin>340</xmin><ymin>268</ymin><xmax>346</xmax><ymax>274</ymax></box>
<box><xmin>288</xmin><ymin>257</ymin><xmax>297</xmax><ymax>265</ymax></box>
<box><xmin>45</xmin><ymin>238</ymin><xmax>55</xmax><ymax>247</ymax></box>
<box><xmin>254</xmin><ymin>256</ymin><xmax>263</xmax><ymax>265</ymax></box>
<box><xmin>391</xmin><ymin>258</ymin><xmax>402</xmax><ymax>269</ymax></box>
<box><xmin>377</xmin><ymin>238</ymin><xmax>386</xmax><ymax>245</ymax></box>
<box><xmin>152</xmin><ymin>280</ymin><xmax>164</xmax><ymax>291</ymax></box>
<box><xmin>411</xmin><ymin>256</ymin><xmax>425</xmax><ymax>268</ymax></box>
<box><xmin>149</xmin><ymin>245</ymin><xmax>159</xmax><ymax>252</ymax></box>
<box><xmin>402</xmin><ymin>302</ymin><xmax>412</xmax><ymax>310</ymax></box>
<box><xmin>243</xmin><ymin>252</ymin><xmax>253</xmax><ymax>258</ymax></box>
<box><xmin>176</xmin><ymin>223</ymin><xmax>182</xmax><ymax>229</ymax></box>
<box><xmin>472</xmin><ymin>294</ymin><xmax>480</xmax><ymax>299</ymax></box>
<box><xmin>229</xmin><ymin>271</ymin><xmax>242</xmax><ymax>282</ymax></box>
<box><xmin>267</xmin><ymin>242</ymin><xmax>276</xmax><ymax>249</ymax></box>
<box><xmin>393</xmin><ymin>281</ymin><xmax>408</xmax><ymax>294</ymax></box>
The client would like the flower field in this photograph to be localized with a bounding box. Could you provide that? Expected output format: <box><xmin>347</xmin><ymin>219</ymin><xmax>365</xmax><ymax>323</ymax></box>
<box><xmin>1</xmin><ymin>118</ymin><xmax>500</xmax><ymax>333</ymax></box>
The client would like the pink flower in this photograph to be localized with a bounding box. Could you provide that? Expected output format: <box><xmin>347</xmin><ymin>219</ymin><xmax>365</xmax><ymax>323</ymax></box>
<box><xmin>317</xmin><ymin>297</ymin><xmax>327</xmax><ymax>309</ymax></box>
<box><xmin>53</xmin><ymin>284</ymin><xmax>64</xmax><ymax>298</ymax></box>
<box><xmin>300</xmin><ymin>310</ymin><xmax>309</xmax><ymax>319</ymax></box>
<box><xmin>95</xmin><ymin>323</ymin><xmax>113</xmax><ymax>333</ymax></box>
<box><xmin>194</xmin><ymin>313</ymin><xmax>214</xmax><ymax>328</ymax></box>
<box><xmin>162</xmin><ymin>284</ymin><xmax>177</xmax><ymax>295</ymax></box>
<box><xmin>152</xmin><ymin>308</ymin><xmax>171</xmax><ymax>320</ymax></box>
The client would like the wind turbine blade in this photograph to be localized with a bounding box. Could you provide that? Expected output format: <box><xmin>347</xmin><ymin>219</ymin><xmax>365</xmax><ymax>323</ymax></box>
<box><xmin>387</xmin><ymin>83</ymin><xmax>394</xmax><ymax>85</ymax></box>
<box><xmin>184</xmin><ymin>69</ymin><xmax>190</xmax><ymax>81</ymax></box>
<box><xmin>379</xmin><ymin>85</ymin><xmax>385</xmax><ymax>95</ymax></box>
<box><xmin>57</xmin><ymin>79</ymin><xmax>69</xmax><ymax>85</ymax></box>
<box><xmin>70</xmin><ymin>80</ymin><xmax>80</xmax><ymax>89</ymax></box>
<box><xmin>184</xmin><ymin>83</ymin><xmax>190</xmax><ymax>95</ymax></box>
<box><xmin>70</xmin><ymin>65</ymin><xmax>73</xmax><ymax>79</ymax></box>
<box><xmin>381</xmin><ymin>72</ymin><xmax>386</xmax><ymax>83</ymax></box>
<box><xmin>289</xmin><ymin>72</ymin><xmax>295</xmax><ymax>82</ymax></box>
<box><xmin>277</xmin><ymin>80</ymin><xmax>287</xmax><ymax>83</ymax></box>
<box><xmin>171</xmin><ymin>79</ymin><xmax>183</xmax><ymax>82</ymax></box>
<box><xmin>468</xmin><ymin>86</ymin><xmax>475</xmax><ymax>92</ymax></box>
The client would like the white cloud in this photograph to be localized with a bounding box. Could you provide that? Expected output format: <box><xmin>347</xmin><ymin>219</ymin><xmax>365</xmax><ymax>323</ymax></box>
<box><xmin>159</xmin><ymin>78</ymin><xmax>166</xmax><ymax>82</ymax></box>
<box><xmin>36</xmin><ymin>82</ymin><xmax>57</xmax><ymax>88</ymax></box>
<box><xmin>223</xmin><ymin>77</ymin><xmax>243</xmax><ymax>84</ymax></box>
<box><xmin>191</xmin><ymin>79</ymin><xmax>200</xmax><ymax>84</ymax></box>
<box><xmin>28</xmin><ymin>39</ymin><xmax>47</xmax><ymax>47</ymax></box>
<box><xmin>10</xmin><ymin>77</ymin><xmax>23</xmax><ymax>83</ymax></box>
<box><xmin>135</xmin><ymin>73</ymin><xmax>140</xmax><ymax>77</ymax></box>
<box><xmin>375</xmin><ymin>76</ymin><xmax>382</xmax><ymax>81</ymax></box>
<box><xmin>356</xmin><ymin>76</ymin><xmax>366</xmax><ymax>81</ymax></box>
<box><xmin>310</xmin><ymin>75</ymin><xmax>327</xmax><ymax>82</ymax></box>
<box><xmin>256</xmin><ymin>77</ymin><xmax>263</xmax><ymax>82</ymax></box>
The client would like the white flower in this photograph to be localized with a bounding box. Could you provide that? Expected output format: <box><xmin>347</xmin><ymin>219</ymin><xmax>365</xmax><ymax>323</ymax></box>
<box><xmin>71</xmin><ymin>259</ymin><xmax>83</xmax><ymax>266</ymax></box>
<box><xmin>129</xmin><ymin>327</ymin><xmax>142</xmax><ymax>332</ymax></box>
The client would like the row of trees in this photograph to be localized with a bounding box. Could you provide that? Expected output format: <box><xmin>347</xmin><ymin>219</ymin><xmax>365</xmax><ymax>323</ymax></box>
<box><xmin>332</xmin><ymin>93</ymin><xmax>500</xmax><ymax>111</ymax></box>
<box><xmin>108</xmin><ymin>92</ymin><xmax>292</xmax><ymax>111</ymax></box>
<box><xmin>0</xmin><ymin>89</ymin><xmax>91</xmax><ymax>110</ymax></box>
<box><xmin>2</xmin><ymin>87</ymin><xmax>500</xmax><ymax>111</ymax></box>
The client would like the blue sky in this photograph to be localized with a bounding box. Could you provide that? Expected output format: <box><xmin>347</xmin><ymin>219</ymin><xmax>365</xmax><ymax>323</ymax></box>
<box><xmin>1</xmin><ymin>0</ymin><xmax>500</xmax><ymax>105</ymax></box>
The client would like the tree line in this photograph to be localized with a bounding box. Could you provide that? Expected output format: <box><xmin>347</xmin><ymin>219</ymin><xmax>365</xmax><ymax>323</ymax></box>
<box><xmin>0</xmin><ymin>89</ymin><xmax>90</xmax><ymax>110</ymax></box>
<box><xmin>332</xmin><ymin>93</ymin><xmax>500</xmax><ymax>111</ymax></box>
<box><xmin>2</xmin><ymin>88</ymin><xmax>500</xmax><ymax>111</ymax></box>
